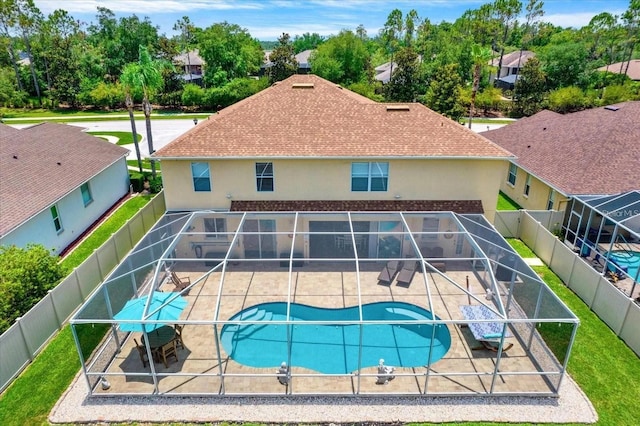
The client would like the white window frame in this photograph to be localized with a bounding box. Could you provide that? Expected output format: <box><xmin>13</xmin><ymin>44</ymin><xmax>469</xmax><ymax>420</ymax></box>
<box><xmin>204</xmin><ymin>218</ymin><xmax>226</xmax><ymax>239</ymax></box>
<box><xmin>255</xmin><ymin>162</ymin><xmax>274</xmax><ymax>192</ymax></box>
<box><xmin>51</xmin><ymin>204</ymin><xmax>63</xmax><ymax>234</ymax></box>
<box><xmin>524</xmin><ymin>174</ymin><xmax>531</xmax><ymax>197</ymax></box>
<box><xmin>351</xmin><ymin>162</ymin><xmax>389</xmax><ymax>192</ymax></box>
<box><xmin>507</xmin><ymin>163</ymin><xmax>517</xmax><ymax>186</ymax></box>
<box><xmin>422</xmin><ymin>217</ymin><xmax>439</xmax><ymax>241</ymax></box>
<box><xmin>191</xmin><ymin>162</ymin><xmax>211</xmax><ymax>192</ymax></box>
<box><xmin>80</xmin><ymin>182</ymin><xmax>93</xmax><ymax>207</ymax></box>
<box><xmin>547</xmin><ymin>189</ymin><xmax>556</xmax><ymax>210</ymax></box>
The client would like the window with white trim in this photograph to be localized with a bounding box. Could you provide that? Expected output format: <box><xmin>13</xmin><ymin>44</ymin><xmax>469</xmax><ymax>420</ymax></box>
<box><xmin>422</xmin><ymin>217</ymin><xmax>439</xmax><ymax>240</ymax></box>
<box><xmin>191</xmin><ymin>162</ymin><xmax>211</xmax><ymax>192</ymax></box>
<box><xmin>547</xmin><ymin>189</ymin><xmax>556</xmax><ymax>210</ymax></box>
<box><xmin>524</xmin><ymin>173</ymin><xmax>531</xmax><ymax>196</ymax></box>
<box><xmin>80</xmin><ymin>182</ymin><xmax>93</xmax><ymax>206</ymax></box>
<box><xmin>351</xmin><ymin>162</ymin><xmax>388</xmax><ymax>192</ymax></box>
<box><xmin>507</xmin><ymin>163</ymin><xmax>517</xmax><ymax>186</ymax></box>
<box><xmin>51</xmin><ymin>205</ymin><xmax>63</xmax><ymax>233</ymax></box>
<box><xmin>255</xmin><ymin>162</ymin><xmax>274</xmax><ymax>192</ymax></box>
<box><xmin>204</xmin><ymin>218</ymin><xmax>226</xmax><ymax>239</ymax></box>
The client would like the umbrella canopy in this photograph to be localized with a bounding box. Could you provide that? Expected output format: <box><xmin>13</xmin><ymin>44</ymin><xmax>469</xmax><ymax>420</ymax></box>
<box><xmin>114</xmin><ymin>291</ymin><xmax>187</xmax><ymax>332</ymax></box>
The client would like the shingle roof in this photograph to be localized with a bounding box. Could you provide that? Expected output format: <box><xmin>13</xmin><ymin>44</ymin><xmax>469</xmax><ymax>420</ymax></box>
<box><xmin>0</xmin><ymin>122</ymin><xmax>129</xmax><ymax>236</ymax></box>
<box><xmin>480</xmin><ymin>102</ymin><xmax>640</xmax><ymax>195</ymax></box>
<box><xmin>489</xmin><ymin>50</ymin><xmax>535</xmax><ymax>68</ymax></box>
<box><xmin>597</xmin><ymin>60</ymin><xmax>640</xmax><ymax>81</ymax></box>
<box><xmin>155</xmin><ymin>74</ymin><xmax>512</xmax><ymax>159</ymax></box>
<box><xmin>230</xmin><ymin>199</ymin><xmax>484</xmax><ymax>213</ymax></box>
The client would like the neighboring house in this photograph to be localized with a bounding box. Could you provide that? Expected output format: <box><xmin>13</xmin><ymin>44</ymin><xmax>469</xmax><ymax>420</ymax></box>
<box><xmin>481</xmin><ymin>102</ymin><xmax>640</xmax><ymax>211</ymax></box>
<box><xmin>154</xmin><ymin>74</ymin><xmax>513</xmax><ymax>221</ymax></box>
<box><xmin>260</xmin><ymin>49</ymin><xmax>313</xmax><ymax>76</ymax></box>
<box><xmin>374</xmin><ymin>62</ymin><xmax>396</xmax><ymax>84</ymax></box>
<box><xmin>489</xmin><ymin>50</ymin><xmax>535</xmax><ymax>82</ymax></box>
<box><xmin>0</xmin><ymin>123</ymin><xmax>130</xmax><ymax>254</ymax></box>
<box><xmin>173</xmin><ymin>49</ymin><xmax>205</xmax><ymax>84</ymax></box>
<box><xmin>597</xmin><ymin>60</ymin><xmax>640</xmax><ymax>81</ymax></box>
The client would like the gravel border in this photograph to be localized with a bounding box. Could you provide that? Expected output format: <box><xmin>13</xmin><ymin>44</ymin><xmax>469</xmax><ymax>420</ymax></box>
<box><xmin>49</xmin><ymin>373</ymin><xmax>597</xmax><ymax>424</ymax></box>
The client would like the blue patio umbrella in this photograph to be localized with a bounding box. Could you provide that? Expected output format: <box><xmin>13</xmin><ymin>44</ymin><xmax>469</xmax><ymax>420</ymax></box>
<box><xmin>114</xmin><ymin>291</ymin><xmax>187</xmax><ymax>332</ymax></box>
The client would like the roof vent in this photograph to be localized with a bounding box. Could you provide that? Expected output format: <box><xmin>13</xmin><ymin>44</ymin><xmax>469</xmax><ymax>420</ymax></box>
<box><xmin>386</xmin><ymin>105</ymin><xmax>410</xmax><ymax>111</ymax></box>
<box><xmin>292</xmin><ymin>83</ymin><xmax>314</xmax><ymax>89</ymax></box>
<box><xmin>604</xmin><ymin>105</ymin><xmax>619</xmax><ymax>111</ymax></box>
<box><xmin>13</xmin><ymin>155</ymin><xmax>18</xmax><ymax>159</ymax></box>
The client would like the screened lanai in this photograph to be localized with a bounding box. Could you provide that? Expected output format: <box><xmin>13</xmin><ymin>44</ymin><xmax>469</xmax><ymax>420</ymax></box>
<box><xmin>71</xmin><ymin>211</ymin><xmax>578</xmax><ymax>397</ymax></box>
<box><xmin>564</xmin><ymin>191</ymin><xmax>640</xmax><ymax>300</ymax></box>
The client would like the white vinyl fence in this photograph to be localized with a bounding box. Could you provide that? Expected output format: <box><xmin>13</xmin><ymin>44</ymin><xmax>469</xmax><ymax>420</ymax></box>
<box><xmin>0</xmin><ymin>193</ymin><xmax>166</xmax><ymax>393</ymax></box>
<box><xmin>496</xmin><ymin>210</ymin><xmax>640</xmax><ymax>357</ymax></box>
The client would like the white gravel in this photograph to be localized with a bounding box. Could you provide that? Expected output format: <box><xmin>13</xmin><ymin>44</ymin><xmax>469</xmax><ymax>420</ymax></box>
<box><xmin>49</xmin><ymin>373</ymin><xmax>597</xmax><ymax>424</ymax></box>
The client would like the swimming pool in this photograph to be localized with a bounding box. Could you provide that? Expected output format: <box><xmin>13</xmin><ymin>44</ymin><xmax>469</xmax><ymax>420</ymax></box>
<box><xmin>608</xmin><ymin>250</ymin><xmax>640</xmax><ymax>280</ymax></box>
<box><xmin>220</xmin><ymin>301</ymin><xmax>451</xmax><ymax>374</ymax></box>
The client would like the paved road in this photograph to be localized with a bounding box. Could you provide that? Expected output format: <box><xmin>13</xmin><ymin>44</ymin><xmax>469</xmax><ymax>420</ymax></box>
<box><xmin>10</xmin><ymin>119</ymin><xmax>199</xmax><ymax>158</ymax></box>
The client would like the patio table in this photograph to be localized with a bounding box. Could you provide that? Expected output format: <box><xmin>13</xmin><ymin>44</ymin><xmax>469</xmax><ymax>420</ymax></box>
<box><xmin>144</xmin><ymin>325</ymin><xmax>176</xmax><ymax>349</ymax></box>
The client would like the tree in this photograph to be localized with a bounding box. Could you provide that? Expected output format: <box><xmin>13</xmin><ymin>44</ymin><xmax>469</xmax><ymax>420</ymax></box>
<box><xmin>292</xmin><ymin>32</ymin><xmax>324</xmax><ymax>53</ymax></box>
<box><xmin>309</xmin><ymin>30</ymin><xmax>372</xmax><ymax>85</ymax></box>
<box><xmin>0</xmin><ymin>244</ymin><xmax>65</xmax><ymax>333</ymax></box>
<box><xmin>199</xmin><ymin>22</ymin><xmax>263</xmax><ymax>86</ymax></box>
<box><xmin>424</xmin><ymin>63</ymin><xmax>466</xmax><ymax>121</ymax></box>
<box><xmin>548</xmin><ymin>86</ymin><xmax>590</xmax><ymax>113</ymax></box>
<box><xmin>468</xmin><ymin>44</ymin><xmax>493</xmax><ymax>127</ymax></box>
<box><xmin>384</xmin><ymin>46</ymin><xmax>422</xmax><ymax>101</ymax></box>
<box><xmin>121</xmin><ymin>46</ymin><xmax>171</xmax><ymax>176</ymax></box>
<box><xmin>267</xmin><ymin>33</ymin><xmax>298</xmax><ymax>84</ymax></box>
<box><xmin>540</xmin><ymin>42</ymin><xmax>589</xmax><ymax>89</ymax></box>
<box><xmin>621</xmin><ymin>0</ymin><xmax>640</xmax><ymax>76</ymax></box>
<box><xmin>173</xmin><ymin>16</ymin><xmax>197</xmax><ymax>83</ymax></box>
<box><xmin>512</xmin><ymin>56</ymin><xmax>546</xmax><ymax>116</ymax></box>
<box><xmin>0</xmin><ymin>0</ymin><xmax>24</xmax><ymax>91</ymax></box>
<box><xmin>493</xmin><ymin>0</ymin><xmax>523</xmax><ymax>80</ymax></box>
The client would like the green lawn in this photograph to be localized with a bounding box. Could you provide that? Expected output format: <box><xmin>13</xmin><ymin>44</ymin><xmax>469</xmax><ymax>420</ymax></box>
<box><xmin>1</xmin><ymin>108</ymin><xmax>212</xmax><ymax>123</ymax></box>
<box><xmin>2</xmin><ymin>231</ymin><xmax>638</xmax><ymax>425</ymax></box>
<box><xmin>127</xmin><ymin>158</ymin><xmax>162</xmax><ymax>171</ymax></box>
<box><xmin>87</xmin><ymin>130</ymin><xmax>142</xmax><ymax>145</ymax></box>
<box><xmin>497</xmin><ymin>191</ymin><xmax>521</xmax><ymax>210</ymax></box>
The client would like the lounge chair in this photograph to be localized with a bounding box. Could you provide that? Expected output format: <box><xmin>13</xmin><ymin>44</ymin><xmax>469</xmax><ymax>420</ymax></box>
<box><xmin>459</xmin><ymin>305</ymin><xmax>513</xmax><ymax>352</ymax></box>
<box><xmin>377</xmin><ymin>260</ymin><xmax>402</xmax><ymax>284</ymax></box>
<box><xmin>396</xmin><ymin>261</ymin><xmax>419</xmax><ymax>286</ymax></box>
<box><xmin>170</xmin><ymin>271</ymin><xmax>191</xmax><ymax>295</ymax></box>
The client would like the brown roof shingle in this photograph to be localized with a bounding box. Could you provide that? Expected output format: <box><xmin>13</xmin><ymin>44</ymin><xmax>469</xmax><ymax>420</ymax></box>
<box><xmin>597</xmin><ymin>60</ymin><xmax>640</xmax><ymax>80</ymax></box>
<box><xmin>0</xmin><ymin>122</ymin><xmax>129</xmax><ymax>236</ymax></box>
<box><xmin>481</xmin><ymin>102</ymin><xmax>640</xmax><ymax>195</ymax></box>
<box><xmin>230</xmin><ymin>199</ymin><xmax>484</xmax><ymax>213</ymax></box>
<box><xmin>154</xmin><ymin>74</ymin><xmax>512</xmax><ymax>159</ymax></box>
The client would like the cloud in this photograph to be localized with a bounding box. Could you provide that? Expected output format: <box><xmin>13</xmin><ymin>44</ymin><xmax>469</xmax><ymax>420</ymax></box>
<box><xmin>33</xmin><ymin>0</ymin><xmax>262</xmax><ymax>15</ymax></box>
<box><xmin>545</xmin><ymin>10</ymin><xmax>626</xmax><ymax>28</ymax></box>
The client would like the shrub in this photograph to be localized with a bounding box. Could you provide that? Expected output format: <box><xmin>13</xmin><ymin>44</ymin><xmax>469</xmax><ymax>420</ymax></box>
<box><xmin>0</xmin><ymin>244</ymin><xmax>65</xmax><ymax>333</ymax></box>
<box><xmin>548</xmin><ymin>86</ymin><xmax>591</xmax><ymax>113</ymax></box>
<box><xmin>129</xmin><ymin>172</ymin><xmax>145</xmax><ymax>193</ymax></box>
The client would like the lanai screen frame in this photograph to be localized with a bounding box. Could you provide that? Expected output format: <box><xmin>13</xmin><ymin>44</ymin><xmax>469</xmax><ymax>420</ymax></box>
<box><xmin>564</xmin><ymin>191</ymin><xmax>640</xmax><ymax>297</ymax></box>
<box><xmin>71</xmin><ymin>210</ymin><xmax>579</xmax><ymax>397</ymax></box>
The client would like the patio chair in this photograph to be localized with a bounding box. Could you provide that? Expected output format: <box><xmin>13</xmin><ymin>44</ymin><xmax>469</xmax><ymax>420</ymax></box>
<box><xmin>134</xmin><ymin>338</ymin><xmax>150</xmax><ymax>368</ymax></box>
<box><xmin>170</xmin><ymin>271</ymin><xmax>191</xmax><ymax>295</ymax></box>
<box><xmin>174</xmin><ymin>324</ymin><xmax>185</xmax><ymax>350</ymax></box>
<box><xmin>157</xmin><ymin>339</ymin><xmax>179</xmax><ymax>368</ymax></box>
<box><xmin>377</xmin><ymin>260</ymin><xmax>402</xmax><ymax>284</ymax></box>
<box><xmin>396</xmin><ymin>261</ymin><xmax>419</xmax><ymax>286</ymax></box>
<box><xmin>459</xmin><ymin>305</ymin><xmax>514</xmax><ymax>353</ymax></box>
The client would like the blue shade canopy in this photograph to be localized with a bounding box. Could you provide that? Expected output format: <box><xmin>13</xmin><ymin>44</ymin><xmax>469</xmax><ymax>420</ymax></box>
<box><xmin>114</xmin><ymin>291</ymin><xmax>187</xmax><ymax>332</ymax></box>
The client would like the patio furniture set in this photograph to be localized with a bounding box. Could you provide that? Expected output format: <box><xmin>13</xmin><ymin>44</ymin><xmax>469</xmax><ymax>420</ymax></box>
<box><xmin>134</xmin><ymin>324</ymin><xmax>185</xmax><ymax>368</ymax></box>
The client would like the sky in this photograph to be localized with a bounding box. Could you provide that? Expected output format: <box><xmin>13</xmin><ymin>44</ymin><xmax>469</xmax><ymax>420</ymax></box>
<box><xmin>31</xmin><ymin>0</ymin><xmax>631</xmax><ymax>40</ymax></box>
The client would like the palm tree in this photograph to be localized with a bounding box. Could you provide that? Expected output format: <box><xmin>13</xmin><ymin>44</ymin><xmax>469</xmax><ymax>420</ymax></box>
<box><xmin>120</xmin><ymin>45</ymin><xmax>171</xmax><ymax>179</ymax></box>
<box><xmin>120</xmin><ymin>65</ymin><xmax>144</xmax><ymax>174</ymax></box>
<box><xmin>468</xmin><ymin>44</ymin><xmax>492</xmax><ymax>129</ymax></box>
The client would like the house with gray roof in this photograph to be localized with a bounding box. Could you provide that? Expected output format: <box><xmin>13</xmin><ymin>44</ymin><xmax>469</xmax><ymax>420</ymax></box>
<box><xmin>481</xmin><ymin>102</ymin><xmax>640</xmax><ymax>211</ymax></box>
<box><xmin>597</xmin><ymin>59</ymin><xmax>640</xmax><ymax>81</ymax></box>
<box><xmin>0</xmin><ymin>122</ymin><xmax>130</xmax><ymax>254</ymax></box>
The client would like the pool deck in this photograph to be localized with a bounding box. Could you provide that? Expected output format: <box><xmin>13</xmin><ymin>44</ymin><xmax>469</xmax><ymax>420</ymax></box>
<box><xmin>94</xmin><ymin>262</ymin><xmax>559</xmax><ymax>396</ymax></box>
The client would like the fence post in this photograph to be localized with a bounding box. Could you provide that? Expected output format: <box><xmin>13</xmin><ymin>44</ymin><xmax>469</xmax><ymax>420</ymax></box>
<box><xmin>15</xmin><ymin>317</ymin><xmax>34</xmax><ymax>361</ymax></box>
<box><xmin>48</xmin><ymin>290</ymin><xmax>63</xmax><ymax>330</ymax></box>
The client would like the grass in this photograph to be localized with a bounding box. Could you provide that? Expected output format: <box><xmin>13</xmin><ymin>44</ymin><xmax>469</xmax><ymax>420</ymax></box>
<box><xmin>497</xmin><ymin>191</ymin><xmax>521</xmax><ymax>210</ymax></box>
<box><xmin>0</xmin><ymin>195</ymin><xmax>153</xmax><ymax>426</ymax></box>
<box><xmin>1</xmin><ymin>228</ymin><xmax>638</xmax><ymax>425</ymax></box>
<box><xmin>1</xmin><ymin>108</ymin><xmax>212</xmax><ymax>123</ymax></box>
<box><xmin>87</xmin><ymin>130</ymin><xmax>142</xmax><ymax>145</ymax></box>
<box><xmin>507</xmin><ymin>238</ymin><xmax>640</xmax><ymax>426</ymax></box>
<box><xmin>460</xmin><ymin>118</ymin><xmax>516</xmax><ymax>125</ymax></box>
<box><xmin>127</xmin><ymin>158</ymin><xmax>162</xmax><ymax>171</ymax></box>
<box><xmin>59</xmin><ymin>195</ymin><xmax>153</xmax><ymax>273</ymax></box>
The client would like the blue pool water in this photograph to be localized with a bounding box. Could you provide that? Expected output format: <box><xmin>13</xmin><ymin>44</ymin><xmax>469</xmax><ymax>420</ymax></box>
<box><xmin>608</xmin><ymin>250</ymin><xmax>640</xmax><ymax>279</ymax></box>
<box><xmin>220</xmin><ymin>301</ymin><xmax>451</xmax><ymax>374</ymax></box>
